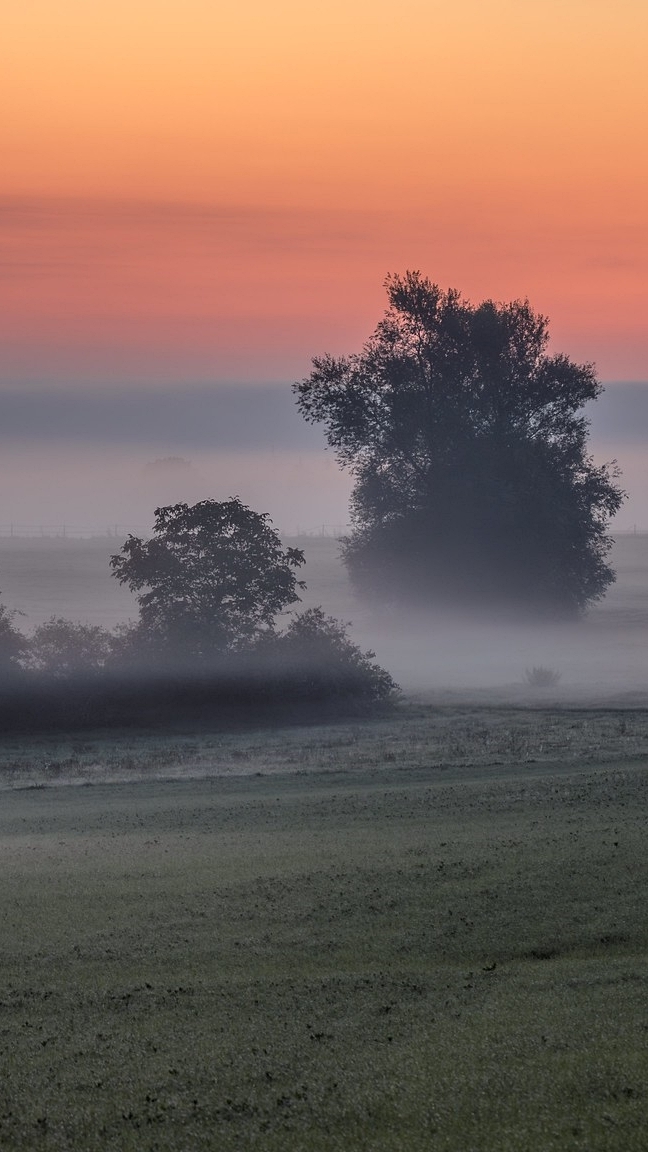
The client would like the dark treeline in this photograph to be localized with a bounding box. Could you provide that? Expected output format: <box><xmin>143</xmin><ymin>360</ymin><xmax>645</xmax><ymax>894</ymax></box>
<box><xmin>0</xmin><ymin>499</ymin><xmax>396</xmax><ymax>733</ymax></box>
<box><xmin>0</xmin><ymin>650</ymin><xmax>395</xmax><ymax>734</ymax></box>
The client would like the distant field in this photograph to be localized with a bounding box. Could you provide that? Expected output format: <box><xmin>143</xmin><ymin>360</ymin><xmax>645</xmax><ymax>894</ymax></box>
<box><xmin>0</xmin><ymin>707</ymin><xmax>646</xmax><ymax>1151</ymax></box>
<box><xmin>4</xmin><ymin>532</ymin><xmax>644</xmax><ymax>629</ymax></box>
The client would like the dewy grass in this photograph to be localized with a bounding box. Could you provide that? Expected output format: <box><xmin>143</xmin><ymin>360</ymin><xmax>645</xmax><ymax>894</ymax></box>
<box><xmin>0</xmin><ymin>710</ymin><xmax>646</xmax><ymax>1150</ymax></box>
<box><xmin>2</xmin><ymin>704</ymin><xmax>648</xmax><ymax>788</ymax></box>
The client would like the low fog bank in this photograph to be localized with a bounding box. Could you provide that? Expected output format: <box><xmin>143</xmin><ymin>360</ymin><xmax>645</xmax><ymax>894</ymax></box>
<box><xmin>0</xmin><ymin>533</ymin><xmax>647</xmax><ymax>706</ymax></box>
<box><xmin>292</xmin><ymin>534</ymin><xmax>648</xmax><ymax>706</ymax></box>
<box><xmin>349</xmin><ymin>603</ymin><xmax>648</xmax><ymax>704</ymax></box>
<box><xmin>1</xmin><ymin>375</ymin><xmax>647</xmax><ymax>708</ymax></box>
<box><xmin>0</xmin><ymin>443</ymin><xmax>351</xmax><ymax>537</ymax></box>
<box><xmin>0</xmin><ymin>381</ymin><xmax>647</xmax><ymax>536</ymax></box>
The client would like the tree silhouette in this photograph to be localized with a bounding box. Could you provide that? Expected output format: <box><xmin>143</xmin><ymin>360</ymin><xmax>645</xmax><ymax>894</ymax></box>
<box><xmin>294</xmin><ymin>272</ymin><xmax>624</xmax><ymax>614</ymax></box>
<box><xmin>110</xmin><ymin>498</ymin><xmax>305</xmax><ymax>664</ymax></box>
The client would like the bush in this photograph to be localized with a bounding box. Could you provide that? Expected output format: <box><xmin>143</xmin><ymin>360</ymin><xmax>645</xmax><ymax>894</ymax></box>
<box><xmin>26</xmin><ymin>618</ymin><xmax>114</xmax><ymax>678</ymax></box>
<box><xmin>0</xmin><ymin>501</ymin><xmax>398</xmax><ymax>730</ymax></box>
<box><xmin>267</xmin><ymin>607</ymin><xmax>398</xmax><ymax>705</ymax></box>
<box><xmin>524</xmin><ymin>666</ymin><xmax>561</xmax><ymax>688</ymax></box>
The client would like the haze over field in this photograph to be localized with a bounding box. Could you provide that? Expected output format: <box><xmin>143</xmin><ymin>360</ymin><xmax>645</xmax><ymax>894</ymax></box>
<box><xmin>0</xmin><ymin>0</ymin><xmax>646</xmax><ymax>695</ymax></box>
<box><xmin>1</xmin><ymin>7</ymin><xmax>648</xmax><ymax>1147</ymax></box>
<box><xmin>0</xmin><ymin>532</ymin><xmax>647</xmax><ymax>704</ymax></box>
<box><xmin>0</xmin><ymin>382</ymin><xmax>647</xmax><ymax>534</ymax></box>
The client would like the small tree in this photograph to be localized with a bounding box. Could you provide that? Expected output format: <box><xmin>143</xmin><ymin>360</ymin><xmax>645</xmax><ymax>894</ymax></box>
<box><xmin>294</xmin><ymin>272</ymin><xmax>625</xmax><ymax>615</ymax></box>
<box><xmin>110</xmin><ymin>499</ymin><xmax>305</xmax><ymax>664</ymax></box>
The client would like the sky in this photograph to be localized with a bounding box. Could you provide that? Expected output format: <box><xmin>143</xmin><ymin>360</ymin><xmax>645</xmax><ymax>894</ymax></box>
<box><xmin>1</xmin><ymin>0</ymin><xmax>647</xmax><ymax>531</ymax></box>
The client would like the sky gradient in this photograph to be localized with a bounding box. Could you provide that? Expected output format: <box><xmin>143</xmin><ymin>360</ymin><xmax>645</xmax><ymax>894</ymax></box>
<box><xmin>1</xmin><ymin>1</ymin><xmax>646</xmax><ymax>533</ymax></box>
<box><xmin>2</xmin><ymin>0</ymin><xmax>646</xmax><ymax>385</ymax></box>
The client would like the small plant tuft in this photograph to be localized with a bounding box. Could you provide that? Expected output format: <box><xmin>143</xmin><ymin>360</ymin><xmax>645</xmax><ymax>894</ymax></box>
<box><xmin>524</xmin><ymin>665</ymin><xmax>561</xmax><ymax>688</ymax></box>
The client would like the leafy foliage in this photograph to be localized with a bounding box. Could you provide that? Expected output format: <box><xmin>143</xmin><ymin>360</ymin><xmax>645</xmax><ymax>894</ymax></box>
<box><xmin>26</xmin><ymin>617</ymin><xmax>113</xmax><ymax>678</ymax></box>
<box><xmin>110</xmin><ymin>499</ymin><xmax>306</xmax><ymax>664</ymax></box>
<box><xmin>270</xmin><ymin>607</ymin><xmax>397</xmax><ymax>703</ymax></box>
<box><xmin>294</xmin><ymin>272</ymin><xmax>625</xmax><ymax>614</ymax></box>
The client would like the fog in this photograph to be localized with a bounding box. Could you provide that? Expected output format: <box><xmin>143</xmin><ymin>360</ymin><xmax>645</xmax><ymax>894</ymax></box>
<box><xmin>0</xmin><ymin>442</ymin><xmax>351</xmax><ymax>537</ymax></box>
<box><xmin>351</xmin><ymin>596</ymin><xmax>648</xmax><ymax>703</ymax></box>
<box><xmin>0</xmin><ymin>384</ymin><xmax>354</xmax><ymax>534</ymax></box>
<box><xmin>1</xmin><ymin>530</ymin><xmax>646</xmax><ymax>708</ymax></box>
<box><xmin>0</xmin><ymin>381</ymin><xmax>647</xmax><ymax>534</ymax></box>
<box><xmin>285</xmin><ymin>531</ymin><xmax>648</xmax><ymax>704</ymax></box>
<box><xmin>0</xmin><ymin>381</ymin><xmax>647</xmax><ymax>706</ymax></box>
<box><xmin>3</xmin><ymin>439</ymin><xmax>646</xmax><ymax>536</ymax></box>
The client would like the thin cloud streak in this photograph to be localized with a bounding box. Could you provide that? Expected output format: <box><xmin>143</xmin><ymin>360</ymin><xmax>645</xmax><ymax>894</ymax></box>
<box><xmin>1</xmin><ymin>195</ymin><xmax>646</xmax><ymax>383</ymax></box>
<box><xmin>0</xmin><ymin>382</ymin><xmax>645</xmax><ymax>450</ymax></box>
<box><xmin>0</xmin><ymin>384</ymin><xmax>324</xmax><ymax>451</ymax></box>
<box><xmin>0</xmin><ymin>443</ymin><xmax>352</xmax><ymax>537</ymax></box>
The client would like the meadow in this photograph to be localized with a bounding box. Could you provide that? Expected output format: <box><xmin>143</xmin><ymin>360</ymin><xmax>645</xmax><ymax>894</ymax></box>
<box><xmin>0</xmin><ymin>706</ymin><xmax>647</xmax><ymax>1150</ymax></box>
<box><xmin>0</xmin><ymin>535</ymin><xmax>646</xmax><ymax>1149</ymax></box>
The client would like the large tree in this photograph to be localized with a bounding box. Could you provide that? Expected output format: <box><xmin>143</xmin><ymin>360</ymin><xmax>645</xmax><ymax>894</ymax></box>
<box><xmin>294</xmin><ymin>272</ymin><xmax>624</xmax><ymax>614</ymax></box>
<box><xmin>110</xmin><ymin>498</ymin><xmax>305</xmax><ymax>663</ymax></box>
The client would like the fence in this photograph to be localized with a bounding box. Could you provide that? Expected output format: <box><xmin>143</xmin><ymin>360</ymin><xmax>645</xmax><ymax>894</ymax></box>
<box><xmin>0</xmin><ymin>523</ymin><xmax>353</xmax><ymax>540</ymax></box>
<box><xmin>0</xmin><ymin>522</ymin><xmax>641</xmax><ymax>541</ymax></box>
<box><xmin>0</xmin><ymin>524</ymin><xmax>150</xmax><ymax>540</ymax></box>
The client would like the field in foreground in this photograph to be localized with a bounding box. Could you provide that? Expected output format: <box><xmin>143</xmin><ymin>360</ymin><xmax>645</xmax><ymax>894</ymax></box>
<box><xmin>0</xmin><ymin>707</ymin><xmax>646</xmax><ymax>1151</ymax></box>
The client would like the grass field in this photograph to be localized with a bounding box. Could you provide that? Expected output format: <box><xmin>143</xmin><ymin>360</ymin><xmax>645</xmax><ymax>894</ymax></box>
<box><xmin>0</xmin><ymin>706</ymin><xmax>647</xmax><ymax>1150</ymax></box>
<box><xmin>0</xmin><ymin>534</ymin><xmax>647</xmax><ymax>1148</ymax></box>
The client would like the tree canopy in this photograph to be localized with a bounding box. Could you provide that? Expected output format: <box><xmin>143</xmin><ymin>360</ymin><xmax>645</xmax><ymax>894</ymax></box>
<box><xmin>110</xmin><ymin>498</ymin><xmax>306</xmax><ymax>663</ymax></box>
<box><xmin>294</xmin><ymin>272</ymin><xmax>625</xmax><ymax>615</ymax></box>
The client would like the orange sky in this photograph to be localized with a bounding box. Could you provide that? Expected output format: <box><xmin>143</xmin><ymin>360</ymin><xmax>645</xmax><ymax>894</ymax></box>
<box><xmin>1</xmin><ymin>0</ymin><xmax>646</xmax><ymax>384</ymax></box>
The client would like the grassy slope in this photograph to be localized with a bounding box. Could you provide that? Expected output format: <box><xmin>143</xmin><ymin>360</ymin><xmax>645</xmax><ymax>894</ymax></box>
<box><xmin>0</xmin><ymin>715</ymin><xmax>646</xmax><ymax>1151</ymax></box>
